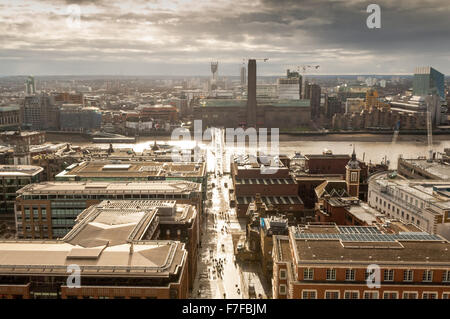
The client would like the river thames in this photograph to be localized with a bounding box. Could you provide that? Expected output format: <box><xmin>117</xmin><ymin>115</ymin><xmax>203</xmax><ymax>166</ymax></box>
<box><xmin>48</xmin><ymin>133</ymin><xmax>450</xmax><ymax>169</ymax></box>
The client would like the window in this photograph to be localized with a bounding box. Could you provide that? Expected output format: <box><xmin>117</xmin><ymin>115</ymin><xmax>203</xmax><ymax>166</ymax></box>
<box><xmin>279</xmin><ymin>284</ymin><xmax>287</xmax><ymax>295</ymax></box>
<box><xmin>303</xmin><ymin>268</ymin><xmax>314</xmax><ymax>280</ymax></box>
<box><xmin>344</xmin><ymin>291</ymin><xmax>359</xmax><ymax>299</ymax></box>
<box><xmin>326</xmin><ymin>268</ymin><xmax>336</xmax><ymax>281</ymax></box>
<box><xmin>384</xmin><ymin>269</ymin><xmax>394</xmax><ymax>282</ymax></box>
<box><xmin>422</xmin><ymin>292</ymin><xmax>437</xmax><ymax>299</ymax></box>
<box><xmin>302</xmin><ymin>290</ymin><xmax>316</xmax><ymax>299</ymax></box>
<box><xmin>280</xmin><ymin>269</ymin><xmax>287</xmax><ymax>280</ymax></box>
<box><xmin>325</xmin><ymin>291</ymin><xmax>339</xmax><ymax>299</ymax></box>
<box><xmin>383</xmin><ymin>292</ymin><xmax>398</xmax><ymax>299</ymax></box>
<box><xmin>363</xmin><ymin>291</ymin><xmax>379</xmax><ymax>299</ymax></box>
<box><xmin>345</xmin><ymin>269</ymin><xmax>355</xmax><ymax>281</ymax></box>
<box><xmin>402</xmin><ymin>292</ymin><xmax>418</xmax><ymax>299</ymax></box>
<box><xmin>443</xmin><ymin>293</ymin><xmax>450</xmax><ymax>299</ymax></box>
<box><xmin>442</xmin><ymin>270</ymin><xmax>450</xmax><ymax>283</ymax></box>
<box><xmin>422</xmin><ymin>270</ymin><xmax>433</xmax><ymax>282</ymax></box>
<box><xmin>403</xmin><ymin>270</ymin><xmax>413</xmax><ymax>282</ymax></box>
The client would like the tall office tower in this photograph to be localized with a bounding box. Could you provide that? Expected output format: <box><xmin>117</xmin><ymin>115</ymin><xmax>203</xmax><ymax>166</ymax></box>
<box><xmin>277</xmin><ymin>69</ymin><xmax>302</xmax><ymax>100</ymax></box>
<box><xmin>413</xmin><ymin>66</ymin><xmax>445</xmax><ymax>99</ymax></box>
<box><xmin>23</xmin><ymin>93</ymin><xmax>59</xmax><ymax>130</ymax></box>
<box><xmin>305</xmin><ymin>83</ymin><xmax>321</xmax><ymax>118</ymax></box>
<box><xmin>324</xmin><ymin>95</ymin><xmax>343</xmax><ymax>119</ymax></box>
<box><xmin>210</xmin><ymin>61</ymin><xmax>218</xmax><ymax>90</ymax></box>
<box><xmin>247</xmin><ymin>59</ymin><xmax>257</xmax><ymax>127</ymax></box>
<box><xmin>303</xmin><ymin>80</ymin><xmax>310</xmax><ymax>99</ymax></box>
<box><xmin>25</xmin><ymin>76</ymin><xmax>36</xmax><ymax>95</ymax></box>
<box><xmin>240</xmin><ymin>65</ymin><xmax>246</xmax><ymax>86</ymax></box>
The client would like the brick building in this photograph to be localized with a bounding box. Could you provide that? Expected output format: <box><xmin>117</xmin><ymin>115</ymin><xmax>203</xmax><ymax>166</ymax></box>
<box><xmin>231</xmin><ymin>156</ymin><xmax>303</xmax><ymax>218</ymax></box>
<box><xmin>15</xmin><ymin>180</ymin><xmax>202</xmax><ymax>239</ymax></box>
<box><xmin>0</xmin><ymin>200</ymin><xmax>189</xmax><ymax>299</ymax></box>
<box><xmin>272</xmin><ymin>224</ymin><xmax>450</xmax><ymax>299</ymax></box>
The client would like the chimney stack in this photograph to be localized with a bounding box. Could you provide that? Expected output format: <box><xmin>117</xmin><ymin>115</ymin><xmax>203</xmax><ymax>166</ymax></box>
<box><xmin>247</xmin><ymin>59</ymin><xmax>257</xmax><ymax>127</ymax></box>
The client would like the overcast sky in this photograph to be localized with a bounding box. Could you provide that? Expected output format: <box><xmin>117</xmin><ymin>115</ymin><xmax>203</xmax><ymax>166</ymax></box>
<box><xmin>0</xmin><ymin>0</ymin><xmax>449</xmax><ymax>76</ymax></box>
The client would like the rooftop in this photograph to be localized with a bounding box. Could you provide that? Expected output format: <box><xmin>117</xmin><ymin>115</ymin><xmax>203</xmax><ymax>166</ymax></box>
<box><xmin>0</xmin><ymin>165</ymin><xmax>43</xmax><ymax>177</ymax></box>
<box><xmin>291</xmin><ymin>225</ymin><xmax>450</xmax><ymax>265</ymax></box>
<box><xmin>0</xmin><ymin>241</ymin><xmax>185</xmax><ymax>277</ymax></box>
<box><xmin>17</xmin><ymin>180</ymin><xmax>202</xmax><ymax>195</ymax></box>
<box><xmin>399</xmin><ymin>158</ymin><xmax>450</xmax><ymax>180</ymax></box>
<box><xmin>0</xmin><ymin>200</ymin><xmax>191</xmax><ymax>277</ymax></box>
<box><xmin>63</xmin><ymin>200</ymin><xmax>165</xmax><ymax>248</ymax></box>
<box><xmin>56</xmin><ymin>160</ymin><xmax>206</xmax><ymax>179</ymax></box>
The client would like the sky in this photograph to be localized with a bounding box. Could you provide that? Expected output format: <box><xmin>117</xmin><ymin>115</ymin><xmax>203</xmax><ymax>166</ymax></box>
<box><xmin>0</xmin><ymin>0</ymin><xmax>449</xmax><ymax>76</ymax></box>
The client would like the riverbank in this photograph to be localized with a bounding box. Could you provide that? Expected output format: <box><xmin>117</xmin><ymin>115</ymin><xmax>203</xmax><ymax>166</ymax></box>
<box><xmin>279</xmin><ymin>133</ymin><xmax>450</xmax><ymax>142</ymax></box>
<box><xmin>45</xmin><ymin>132</ymin><xmax>450</xmax><ymax>144</ymax></box>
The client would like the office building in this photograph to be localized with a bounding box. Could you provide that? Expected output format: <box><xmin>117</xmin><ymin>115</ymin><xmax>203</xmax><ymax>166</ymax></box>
<box><xmin>0</xmin><ymin>106</ymin><xmax>21</xmax><ymax>131</ymax></box>
<box><xmin>60</xmin><ymin>106</ymin><xmax>102</xmax><ymax>132</ymax></box>
<box><xmin>69</xmin><ymin>200</ymin><xmax>199</xmax><ymax>290</ymax></box>
<box><xmin>272</xmin><ymin>224</ymin><xmax>450</xmax><ymax>299</ymax></box>
<box><xmin>305</xmin><ymin>83</ymin><xmax>321</xmax><ymax>118</ymax></box>
<box><xmin>22</xmin><ymin>94</ymin><xmax>59</xmax><ymax>130</ymax></box>
<box><xmin>368</xmin><ymin>171</ymin><xmax>450</xmax><ymax>239</ymax></box>
<box><xmin>0</xmin><ymin>165</ymin><xmax>43</xmax><ymax>225</ymax></box>
<box><xmin>398</xmin><ymin>158</ymin><xmax>450</xmax><ymax>180</ymax></box>
<box><xmin>52</xmin><ymin>92</ymin><xmax>84</xmax><ymax>105</ymax></box>
<box><xmin>324</xmin><ymin>95</ymin><xmax>343</xmax><ymax>119</ymax></box>
<box><xmin>231</xmin><ymin>155</ymin><xmax>304</xmax><ymax>218</ymax></box>
<box><xmin>0</xmin><ymin>200</ymin><xmax>189</xmax><ymax>299</ymax></box>
<box><xmin>413</xmin><ymin>67</ymin><xmax>445</xmax><ymax>100</ymax></box>
<box><xmin>277</xmin><ymin>70</ymin><xmax>302</xmax><ymax>100</ymax></box>
<box><xmin>15</xmin><ymin>180</ymin><xmax>202</xmax><ymax>239</ymax></box>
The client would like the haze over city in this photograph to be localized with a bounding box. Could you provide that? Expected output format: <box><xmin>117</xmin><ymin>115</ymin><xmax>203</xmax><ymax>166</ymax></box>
<box><xmin>1</xmin><ymin>0</ymin><xmax>449</xmax><ymax>76</ymax></box>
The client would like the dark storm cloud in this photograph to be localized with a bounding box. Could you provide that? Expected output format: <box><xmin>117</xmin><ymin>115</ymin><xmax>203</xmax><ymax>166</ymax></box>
<box><xmin>0</xmin><ymin>0</ymin><xmax>449</xmax><ymax>75</ymax></box>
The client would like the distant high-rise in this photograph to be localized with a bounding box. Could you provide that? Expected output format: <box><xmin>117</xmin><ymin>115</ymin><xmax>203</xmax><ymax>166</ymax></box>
<box><xmin>247</xmin><ymin>59</ymin><xmax>257</xmax><ymax>127</ymax></box>
<box><xmin>23</xmin><ymin>93</ymin><xmax>59</xmax><ymax>130</ymax></box>
<box><xmin>25</xmin><ymin>76</ymin><xmax>36</xmax><ymax>95</ymax></box>
<box><xmin>277</xmin><ymin>69</ymin><xmax>302</xmax><ymax>100</ymax></box>
<box><xmin>210</xmin><ymin>61</ymin><xmax>218</xmax><ymax>91</ymax></box>
<box><xmin>240</xmin><ymin>65</ymin><xmax>246</xmax><ymax>86</ymax></box>
<box><xmin>305</xmin><ymin>83</ymin><xmax>321</xmax><ymax>118</ymax></box>
<box><xmin>413</xmin><ymin>66</ymin><xmax>445</xmax><ymax>99</ymax></box>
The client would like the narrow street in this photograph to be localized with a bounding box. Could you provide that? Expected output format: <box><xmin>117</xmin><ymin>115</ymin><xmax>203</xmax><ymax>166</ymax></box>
<box><xmin>191</xmin><ymin>128</ymin><xmax>271</xmax><ymax>299</ymax></box>
<box><xmin>192</xmin><ymin>127</ymin><xmax>246</xmax><ymax>298</ymax></box>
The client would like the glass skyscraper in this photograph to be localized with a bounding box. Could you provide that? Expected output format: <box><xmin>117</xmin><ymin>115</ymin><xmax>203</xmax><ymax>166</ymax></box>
<box><xmin>413</xmin><ymin>66</ymin><xmax>445</xmax><ymax>99</ymax></box>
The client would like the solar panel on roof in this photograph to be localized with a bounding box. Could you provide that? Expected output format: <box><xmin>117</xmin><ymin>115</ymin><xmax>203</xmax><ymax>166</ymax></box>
<box><xmin>295</xmin><ymin>230</ymin><xmax>442</xmax><ymax>242</ymax></box>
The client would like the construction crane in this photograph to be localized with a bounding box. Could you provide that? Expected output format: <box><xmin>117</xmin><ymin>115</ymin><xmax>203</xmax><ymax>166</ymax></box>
<box><xmin>243</xmin><ymin>58</ymin><xmax>269</xmax><ymax>63</ymax></box>
<box><xmin>296</xmin><ymin>64</ymin><xmax>320</xmax><ymax>74</ymax></box>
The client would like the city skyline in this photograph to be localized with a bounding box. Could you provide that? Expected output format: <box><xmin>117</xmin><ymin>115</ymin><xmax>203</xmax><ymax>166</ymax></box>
<box><xmin>0</xmin><ymin>0</ymin><xmax>449</xmax><ymax>76</ymax></box>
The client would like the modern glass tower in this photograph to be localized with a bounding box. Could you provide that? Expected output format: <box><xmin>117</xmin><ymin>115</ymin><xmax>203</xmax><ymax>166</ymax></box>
<box><xmin>413</xmin><ymin>66</ymin><xmax>445</xmax><ymax>99</ymax></box>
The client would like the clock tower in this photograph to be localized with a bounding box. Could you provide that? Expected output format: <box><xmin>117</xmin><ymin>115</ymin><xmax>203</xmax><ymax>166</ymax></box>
<box><xmin>346</xmin><ymin>147</ymin><xmax>360</xmax><ymax>198</ymax></box>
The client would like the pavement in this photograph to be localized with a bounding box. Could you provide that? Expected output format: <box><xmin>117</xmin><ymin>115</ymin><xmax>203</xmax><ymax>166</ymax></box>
<box><xmin>191</xmin><ymin>128</ymin><xmax>272</xmax><ymax>299</ymax></box>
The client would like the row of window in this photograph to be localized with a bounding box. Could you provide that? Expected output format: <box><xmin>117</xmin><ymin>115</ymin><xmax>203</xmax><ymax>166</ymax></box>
<box><xmin>302</xmin><ymin>268</ymin><xmax>450</xmax><ymax>283</ymax></box>
<box><xmin>21</xmin><ymin>193</ymin><xmax>191</xmax><ymax>200</ymax></box>
<box><xmin>299</xmin><ymin>290</ymin><xmax>449</xmax><ymax>299</ymax></box>
<box><xmin>373</xmin><ymin>196</ymin><xmax>421</xmax><ymax>225</ymax></box>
